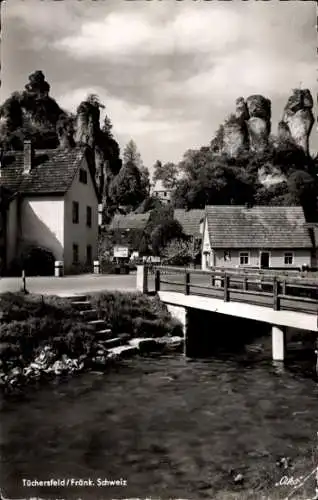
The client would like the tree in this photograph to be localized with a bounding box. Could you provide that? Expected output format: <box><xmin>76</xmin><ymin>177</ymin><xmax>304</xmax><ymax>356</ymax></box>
<box><xmin>162</xmin><ymin>237</ymin><xmax>201</xmax><ymax>266</ymax></box>
<box><xmin>109</xmin><ymin>140</ymin><xmax>148</xmax><ymax>209</ymax></box>
<box><xmin>150</xmin><ymin>219</ymin><xmax>185</xmax><ymax>256</ymax></box>
<box><xmin>153</xmin><ymin>160</ymin><xmax>178</xmax><ymax>189</ymax></box>
<box><xmin>108</xmin><ymin>161</ymin><xmax>144</xmax><ymax>211</ymax></box>
<box><xmin>0</xmin><ymin>70</ymin><xmax>65</xmax><ymax>150</ymax></box>
<box><xmin>287</xmin><ymin>170</ymin><xmax>317</xmax><ymax>220</ymax></box>
<box><xmin>123</xmin><ymin>139</ymin><xmax>143</xmax><ymax>169</ymax></box>
<box><xmin>134</xmin><ymin>195</ymin><xmax>163</xmax><ymax>214</ymax></box>
<box><xmin>102</xmin><ymin>115</ymin><xmax>113</xmax><ymax>137</ymax></box>
<box><xmin>139</xmin><ymin>165</ymin><xmax>151</xmax><ymax>198</ymax></box>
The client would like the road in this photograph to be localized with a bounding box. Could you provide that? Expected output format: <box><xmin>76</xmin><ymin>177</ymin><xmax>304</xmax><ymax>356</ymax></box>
<box><xmin>0</xmin><ymin>273</ymin><xmax>138</xmax><ymax>296</ymax></box>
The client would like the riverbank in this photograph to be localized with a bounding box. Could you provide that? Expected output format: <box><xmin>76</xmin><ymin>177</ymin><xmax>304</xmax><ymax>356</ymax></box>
<box><xmin>0</xmin><ymin>291</ymin><xmax>183</xmax><ymax>391</ymax></box>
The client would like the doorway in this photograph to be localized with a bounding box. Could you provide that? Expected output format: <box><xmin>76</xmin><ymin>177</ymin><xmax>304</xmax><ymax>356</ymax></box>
<box><xmin>260</xmin><ymin>251</ymin><xmax>270</xmax><ymax>269</ymax></box>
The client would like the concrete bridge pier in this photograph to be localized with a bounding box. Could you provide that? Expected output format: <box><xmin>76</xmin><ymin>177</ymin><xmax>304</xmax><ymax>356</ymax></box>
<box><xmin>271</xmin><ymin>325</ymin><xmax>286</xmax><ymax>362</ymax></box>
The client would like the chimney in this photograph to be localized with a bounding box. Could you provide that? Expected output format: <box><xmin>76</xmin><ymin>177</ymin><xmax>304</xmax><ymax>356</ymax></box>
<box><xmin>23</xmin><ymin>139</ymin><xmax>34</xmax><ymax>174</ymax></box>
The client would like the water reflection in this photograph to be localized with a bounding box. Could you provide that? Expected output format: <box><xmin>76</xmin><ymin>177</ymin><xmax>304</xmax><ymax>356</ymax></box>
<box><xmin>1</xmin><ymin>344</ymin><xmax>318</xmax><ymax>499</ymax></box>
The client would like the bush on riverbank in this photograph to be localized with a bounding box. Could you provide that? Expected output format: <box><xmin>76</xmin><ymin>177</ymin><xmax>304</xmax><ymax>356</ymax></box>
<box><xmin>0</xmin><ymin>293</ymin><xmax>91</xmax><ymax>364</ymax></box>
<box><xmin>0</xmin><ymin>292</ymin><xmax>183</xmax><ymax>384</ymax></box>
<box><xmin>90</xmin><ymin>291</ymin><xmax>183</xmax><ymax>338</ymax></box>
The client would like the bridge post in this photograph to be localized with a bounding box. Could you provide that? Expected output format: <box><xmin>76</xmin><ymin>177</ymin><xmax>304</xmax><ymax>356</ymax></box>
<box><xmin>185</xmin><ymin>271</ymin><xmax>190</xmax><ymax>295</ymax></box>
<box><xmin>136</xmin><ymin>265</ymin><xmax>148</xmax><ymax>293</ymax></box>
<box><xmin>272</xmin><ymin>325</ymin><xmax>286</xmax><ymax>361</ymax></box>
<box><xmin>224</xmin><ymin>275</ymin><xmax>229</xmax><ymax>301</ymax></box>
<box><xmin>243</xmin><ymin>276</ymin><xmax>248</xmax><ymax>291</ymax></box>
<box><xmin>273</xmin><ymin>277</ymin><xmax>279</xmax><ymax>310</ymax></box>
<box><xmin>155</xmin><ymin>269</ymin><xmax>161</xmax><ymax>292</ymax></box>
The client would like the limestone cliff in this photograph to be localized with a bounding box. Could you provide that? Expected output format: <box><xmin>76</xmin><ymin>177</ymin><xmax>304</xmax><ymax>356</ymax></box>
<box><xmin>216</xmin><ymin>94</ymin><xmax>272</xmax><ymax>156</ymax></box>
<box><xmin>222</xmin><ymin>113</ymin><xmax>248</xmax><ymax>157</ymax></box>
<box><xmin>74</xmin><ymin>101</ymin><xmax>100</xmax><ymax>148</ymax></box>
<box><xmin>74</xmin><ymin>96</ymin><xmax>122</xmax><ymax>205</ymax></box>
<box><xmin>56</xmin><ymin>114</ymin><xmax>75</xmax><ymax>149</ymax></box>
<box><xmin>280</xmin><ymin>89</ymin><xmax>314</xmax><ymax>154</ymax></box>
<box><xmin>246</xmin><ymin>95</ymin><xmax>271</xmax><ymax>152</ymax></box>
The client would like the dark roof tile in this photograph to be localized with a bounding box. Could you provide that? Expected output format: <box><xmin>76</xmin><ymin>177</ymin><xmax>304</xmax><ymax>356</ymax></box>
<box><xmin>109</xmin><ymin>213</ymin><xmax>151</xmax><ymax>231</ymax></box>
<box><xmin>174</xmin><ymin>209</ymin><xmax>204</xmax><ymax>237</ymax></box>
<box><xmin>205</xmin><ymin>205</ymin><xmax>311</xmax><ymax>248</ymax></box>
<box><xmin>0</xmin><ymin>147</ymin><xmax>88</xmax><ymax>195</ymax></box>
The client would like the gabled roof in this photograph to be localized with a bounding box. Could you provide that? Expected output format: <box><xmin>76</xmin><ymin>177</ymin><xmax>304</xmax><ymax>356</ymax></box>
<box><xmin>109</xmin><ymin>212</ymin><xmax>151</xmax><ymax>231</ymax></box>
<box><xmin>174</xmin><ymin>209</ymin><xmax>204</xmax><ymax>237</ymax></box>
<box><xmin>205</xmin><ymin>205</ymin><xmax>312</xmax><ymax>248</ymax></box>
<box><xmin>0</xmin><ymin>146</ymin><xmax>98</xmax><ymax>197</ymax></box>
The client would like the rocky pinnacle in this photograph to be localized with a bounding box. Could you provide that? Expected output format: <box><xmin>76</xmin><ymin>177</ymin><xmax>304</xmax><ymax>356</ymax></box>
<box><xmin>280</xmin><ymin>89</ymin><xmax>314</xmax><ymax>154</ymax></box>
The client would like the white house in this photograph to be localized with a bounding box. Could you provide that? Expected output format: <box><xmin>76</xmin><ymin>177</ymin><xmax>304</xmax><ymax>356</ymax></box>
<box><xmin>151</xmin><ymin>180</ymin><xmax>173</xmax><ymax>204</ymax></box>
<box><xmin>201</xmin><ymin>205</ymin><xmax>316</xmax><ymax>271</ymax></box>
<box><xmin>0</xmin><ymin>140</ymin><xmax>99</xmax><ymax>275</ymax></box>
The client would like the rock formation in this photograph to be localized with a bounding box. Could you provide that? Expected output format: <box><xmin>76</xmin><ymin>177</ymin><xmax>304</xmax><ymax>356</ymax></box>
<box><xmin>222</xmin><ymin>111</ymin><xmax>248</xmax><ymax>157</ymax></box>
<box><xmin>246</xmin><ymin>95</ymin><xmax>271</xmax><ymax>152</ymax></box>
<box><xmin>74</xmin><ymin>96</ymin><xmax>122</xmax><ymax>207</ymax></box>
<box><xmin>74</xmin><ymin>100</ymin><xmax>99</xmax><ymax>148</ymax></box>
<box><xmin>217</xmin><ymin>94</ymin><xmax>272</xmax><ymax>156</ymax></box>
<box><xmin>56</xmin><ymin>114</ymin><xmax>75</xmax><ymax>149</ymax></box>
<box><xmin>280</xmin><ymin>89</ymin><xmax>314</xmax><ymax>154</ymax></box>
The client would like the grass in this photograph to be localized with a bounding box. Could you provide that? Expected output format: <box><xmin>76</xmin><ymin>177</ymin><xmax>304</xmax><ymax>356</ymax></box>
<box><xmin>0</xmin><ymin>291</ymin><xmax>182</xmax><ymax>369</ymax></box>
<box><xmin>0</xmin><ymin>293</ymin><xmax>91</xmax><ymax>364</ymax></box>
<box><xmin>89</xmin><ymin>291</ymin><xmax>183</xmax><ymax>338</ymax></box>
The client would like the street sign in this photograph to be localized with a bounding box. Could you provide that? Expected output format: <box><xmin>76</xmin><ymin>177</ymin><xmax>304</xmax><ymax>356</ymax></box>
<box><xmin>113</xmin><ymin>246</ymin><xmax>129</xmax><ymax>258</ymax></box>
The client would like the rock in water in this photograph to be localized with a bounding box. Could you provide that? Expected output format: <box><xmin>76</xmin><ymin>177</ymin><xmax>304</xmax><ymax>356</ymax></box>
<box><xmin>281</xmin><ymin>88</ymin><xmax>314</xmax><ymax>154</ymax></box>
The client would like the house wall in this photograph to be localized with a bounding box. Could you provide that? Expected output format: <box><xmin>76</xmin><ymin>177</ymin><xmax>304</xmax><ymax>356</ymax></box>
<box><xmin>64</xmin><ymin>157</ymin><xmax>98</xmax><ymax>273</ymax></box>
<box><xmin>212</xmin><ymin>248</ymin><xmax>311</xmax><ymax>269</ymax></box>
<box><xmin>153</xmin><ymin>190</ymin><xmax>172</xmax><ymax>204</ymax></box>
<box><xmin>201</xmin><ymin>219</ymin><xmax>212</xmax><ymax>270</ymax></box>
<box><xmin>20</xmin><ymin>196</ymin><xmax>64</xmax><ymax>261</ymax></box>
<box><xmin>6</xmin><ymin>197</ymin><xmax>18</xmax><ymax>265</ymax></box>
<box><xmin>201</xmin><ymin>216</ymin><xmax>311</xmax><ymax>269</ymax></box>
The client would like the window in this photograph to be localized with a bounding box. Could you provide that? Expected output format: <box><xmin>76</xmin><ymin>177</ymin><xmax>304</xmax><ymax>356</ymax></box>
<box><xmin>239</xmin><ymin>252</ymin><xmax>249</xmax><ymax>265</ymax></box>
<box><xmin>86</xmin><ymin>245</ymin><xmax>92</xmax><ymax>265</ymax></box>
<box><xmin>86</xmin><ymin>206</ymin><xmax>92</xmax><ymax>228</ymax></box>
<box><xmin>163</xmin><ymin>192</ymin><xmax>167</xmax><ymax>197</ymax></box>
<box><xmin>79</xmin><ymin>168</ymin><xmax>87</xmax><ymax>184</ymax></box>
<box><xmin>72</xmin><ymin>201</ymin><xmax>79</xmax><ymax>224</ymax></box>
<box><xmin>72</xmin><ymin>243</ymin><xmax>79</xmax><ymax>264</ymax></box>
<box><xmin>284</xmin><ymin>252</ymin><xmax>294</xmax><ymax>265</ymax></box>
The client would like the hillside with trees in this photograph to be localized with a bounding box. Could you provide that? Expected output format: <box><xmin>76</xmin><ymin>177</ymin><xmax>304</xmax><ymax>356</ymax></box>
<box><xmin>0</xmin><ymin>74</ymin><xmax>317</xmax><ymax>235</ymax></box>
<box><xmin>0</xmin><ymin>71</ymin><xmax>123</xmax><ymax>219</ymax></box>
<box><xmin>171</xmin><ymin>89</ymin><xmax>317</xmax><ymax>222</ymax></box>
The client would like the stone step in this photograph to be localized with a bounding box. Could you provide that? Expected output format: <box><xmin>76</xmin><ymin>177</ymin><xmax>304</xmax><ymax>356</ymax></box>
<box><xmin>95</xmin><ymin>328</ymin><xmax>113</xmax><ymax>337</ymax></box>
<box><xmin>107</xmin><ymin>345</ymin><xmax>138</xmax><ymax>358</ymax></box>
<box><xmin>87</xmin><ymin>319</ymin><xmax>108</xmax><ymax>331</ymax></box>
<box><xmin>72</xmin><ymin>301</ymin><xmax>92</xmax><ymax>310</ymax></box>
<box><xmin>103</xmin><ymin>337</ymin><xmax>122</xmax><ymax>348</ymax></box>
<box><xmin>79</xmin><ymin>309</ymin><xmax>98</xmax><ymax>320</ymax></box>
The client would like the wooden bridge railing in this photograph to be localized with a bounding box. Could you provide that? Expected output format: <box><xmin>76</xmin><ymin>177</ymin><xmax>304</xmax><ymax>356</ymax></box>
<box><xmin>147</xmin><ymin>265</ymin><xmax>318</xmax><ymax>315</ymax></box>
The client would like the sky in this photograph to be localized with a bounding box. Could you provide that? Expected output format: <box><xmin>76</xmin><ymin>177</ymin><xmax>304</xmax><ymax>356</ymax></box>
<box><xmin>1</xmin><ymin>0</ymin><xmax>317</xmax><ymax>171</ymax></box>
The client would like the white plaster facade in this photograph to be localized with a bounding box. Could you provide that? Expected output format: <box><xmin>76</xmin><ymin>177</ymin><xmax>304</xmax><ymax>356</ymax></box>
<box><xmin>201</xmin><ymin>216</ymin><xmax>312</xmax><ymax>271</ymax></box>
<box><xmin>64</xmin><ymin>156</ymin><xmax>98</xmax><ymax>272</ymax></box>
<box><xmin>4</xmin><ymin>156</ymin><xmax>98</xmax><ymax>275</ymax></box>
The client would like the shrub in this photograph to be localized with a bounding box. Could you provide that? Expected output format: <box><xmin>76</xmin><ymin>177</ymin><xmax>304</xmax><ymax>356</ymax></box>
<box><xmin>90</xmin><ymin>291</ymin><xmax>183</xmax><ymax>338</ymax></box>
<box><xmin>0</xmin><ymin>293</ymin><xmax>92</xmax><ymax>363</ymax></box>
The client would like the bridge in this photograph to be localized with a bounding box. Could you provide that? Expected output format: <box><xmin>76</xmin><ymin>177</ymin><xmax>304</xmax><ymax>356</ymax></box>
<box><xmin>136</xmin><ymin>265</ymin><xmax>318</xmax><ymax>361</ymax></box>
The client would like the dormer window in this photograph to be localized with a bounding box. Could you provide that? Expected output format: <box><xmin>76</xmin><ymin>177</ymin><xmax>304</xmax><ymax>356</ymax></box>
<box><xmin>79</xmin><ymin>168</ymin><xmax>87</xmax><ymax>184</ymax></box>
